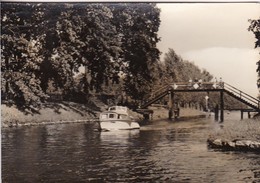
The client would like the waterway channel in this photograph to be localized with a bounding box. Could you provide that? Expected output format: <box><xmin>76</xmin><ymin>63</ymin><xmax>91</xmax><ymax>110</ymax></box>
<box><xmin>2</xmin><ymin>112</ymin><xmax>260</xmax><ymax>182</ymax></box>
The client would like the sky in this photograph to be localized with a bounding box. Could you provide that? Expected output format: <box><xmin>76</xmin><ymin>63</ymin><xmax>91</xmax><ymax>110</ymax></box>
<box><xmin>156</xmin><ymin>3</ymin><xmax>260</xmax><ymax>97</ymax></box>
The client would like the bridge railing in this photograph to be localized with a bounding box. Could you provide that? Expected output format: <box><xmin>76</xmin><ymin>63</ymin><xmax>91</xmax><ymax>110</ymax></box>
<box><xmin>149</xmin><ymin>85</ymin><xmax>170</xmax><ymax>98</ymax></box>
<box><xmin>223</xmin><ymin>82</ymin><xmax>260</xmax><ymax>108</ymax></box>
<box><xmin>144</xmin><ymin>81</ymin><xmax>221</xmax><ymax>102</ymax></box>
<box><xmin>140</xmin><ymin>81</ymin><xmax>260</xmax><ymax>110</ymax></box>
<box><xmin>140</xmin><ymin>84</ymin><xmax>171</xmax><ymax>108</ymax></box>
<box><xmin>169</xmin><ymin>81</ymin><xmax>225</xmax><ymax>90</ymax></box>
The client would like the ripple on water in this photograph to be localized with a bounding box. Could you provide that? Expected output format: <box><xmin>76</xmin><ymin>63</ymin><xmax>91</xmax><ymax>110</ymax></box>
<box><xmin>2</xmin><ymin>116</ymin><xmax>260</xmax><ymax>182</ymax></box>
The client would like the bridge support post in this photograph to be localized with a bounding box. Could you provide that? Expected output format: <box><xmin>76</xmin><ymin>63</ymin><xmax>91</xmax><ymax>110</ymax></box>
<box><xmin>240</xmin><ymin>110</ymin><xmax>253</xmax><ymax>120</ymax></box>
<box><xmin>214</xmin><ymin>104</ymin><xmax>219</xmax><ymax>121</ymax></box>
<box><xmin>220</xmin><ymin>91</ymin><xmax>224</xmax><ymax>122</ymax></box>
<box><xmin>168</xmin><ymin>90</ymin><xmax>174</xmax><ymax>119</ymax></box>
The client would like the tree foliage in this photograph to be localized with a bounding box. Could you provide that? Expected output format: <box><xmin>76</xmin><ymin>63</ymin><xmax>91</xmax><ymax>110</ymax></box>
<box><xmin>160</xmin><ymin>48</ymin><xmax>213</xmax><ymax>83</ymax></box>
<box><xmin>248</xmin><ymin>18</ymin><xmax>260</xmax><ymax>89</ymax></box>
<box><xmin>151</xmin><ymin>48</ymin><xmax>214</xmax><ymax>108</ymax></box>
<box><xmin>1</xmin><ymin>3</ymin><xmax>48</xmax><ymax>107</ymax></box>
<box><xmin>109</xmin><ymin>3</ymin><xmax>161</xmax><ymax>100</ymax></box>
<box><xmin>1</xmin><ymin>3</ymin><xmax>161</xmax><ymax>107</ymax></box>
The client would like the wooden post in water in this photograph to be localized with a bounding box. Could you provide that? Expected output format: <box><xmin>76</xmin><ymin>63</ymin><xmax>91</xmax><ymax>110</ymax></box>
<box><xmin>220</xmin><ymin>91</ymin><xmax>224</xmax><ymax>122</ymax></box>
<box><xmin>168</xmin><ymin>90</ymin><xmax>174</xmax><ymax>119</ymax></box>
<box><xmin>241</xmin><ymin>110</ymin><xmax>244</xmax><ymax>120</ymax></box>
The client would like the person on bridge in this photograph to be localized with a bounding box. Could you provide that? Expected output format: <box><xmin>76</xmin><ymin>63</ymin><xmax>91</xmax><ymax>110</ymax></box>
<box><xmin>219</xmin><ymin>77</ymin><xmax>224</xmax><ymax>88</ymax></box>
<box><xmin>198</xmin><ymin>79</ymin><xmax>203</xmax><ymax>88</ymax></box>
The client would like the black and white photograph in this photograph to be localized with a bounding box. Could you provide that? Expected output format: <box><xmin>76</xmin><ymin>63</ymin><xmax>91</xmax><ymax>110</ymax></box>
<box><xmin>1</xmin><ymin>1</ymin><xmax>260</xmax><ymax>182</ymax></box>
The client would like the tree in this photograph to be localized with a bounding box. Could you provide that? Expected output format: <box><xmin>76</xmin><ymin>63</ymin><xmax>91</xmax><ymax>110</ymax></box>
<box><xmin>40</xmin><ymin>3</ymin><xmax>122</xmax><ymax>95</ymax></box>
<box><xmin>163</xmin><ymin>48</ymin><xmax>183</xmax><ymax>83</ymax></box>
<box><xmin>110</xmin><ymin>3</ymin><xmax>161</xmax><ymax>101</ymax></box>
<box><xmin>1</xmin><ymin>3</ymin><xmax>48</xmax><ymax>107</ymax></box>
<box><xmin>248</xmin><ymin>18</ymin><xmax>260</xmax><ymax>90</ymax></box>
<box><xmin>77</xmin><ymin>4</ymin><xmax>122</xmax><ymax>93</ymax></box>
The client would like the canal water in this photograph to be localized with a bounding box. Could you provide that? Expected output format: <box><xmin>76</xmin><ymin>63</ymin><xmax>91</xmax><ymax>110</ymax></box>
<box><xmin>2</xmin><ymin>112</ymin><xmax>260</xmax><ymax>182</ymax></box>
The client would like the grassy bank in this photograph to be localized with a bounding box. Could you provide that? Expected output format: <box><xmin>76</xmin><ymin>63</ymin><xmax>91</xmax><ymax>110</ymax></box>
<box><xmin>209</xmin><ymin>117</ymin><xmax>260</xmax><ymax>141</ymax></box>
<box><xmin>207</xmin><ymin>115</ymin><xmax>260</xmax><ymax>152</ymax></box>
<box><xmin>150</xmin><ymin>106</ymin><xmax>206</xmax><ymax>120</ymax></box>
<box><xmin>1</xmin><ymin>102</ymin><xmax>100</xmax><ymax>127</ymax></box>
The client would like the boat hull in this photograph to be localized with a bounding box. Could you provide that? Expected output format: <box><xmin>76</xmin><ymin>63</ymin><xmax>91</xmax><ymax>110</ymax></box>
<box><xmin>100</xmin><ymin>120</ymin><xmax>140</xmax><ymax>131</ymax></box>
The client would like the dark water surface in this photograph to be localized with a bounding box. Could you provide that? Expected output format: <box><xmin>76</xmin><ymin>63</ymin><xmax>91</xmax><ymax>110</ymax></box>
<box><xmin>2</xmin><ymin>113</ymin><xmax>260</xmax><ymax>182</ymax></box>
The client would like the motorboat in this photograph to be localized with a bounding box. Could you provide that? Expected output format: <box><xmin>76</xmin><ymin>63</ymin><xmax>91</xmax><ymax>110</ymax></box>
<box><xmin>99</xmin><ymin>106</ymin><xmax>140</xmax><ymax>131</ymax></box>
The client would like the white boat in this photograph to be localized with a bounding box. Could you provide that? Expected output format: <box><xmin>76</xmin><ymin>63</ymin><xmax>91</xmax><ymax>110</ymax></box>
<box><xmin>99</xmin><ymin>106</ymin><xmax>140</xmax><ymax>131</ymax></box>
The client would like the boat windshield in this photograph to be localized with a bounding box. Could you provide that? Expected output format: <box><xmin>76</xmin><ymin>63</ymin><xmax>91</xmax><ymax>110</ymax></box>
<box><xmin>100</xmin><ymin>113</ymin><xmax>118</xmax><ymax>119</ymax></box>
<box><xmin>108</xmin><ymin>113</ymin><xmax>117</xmax><ymax>119</ymax></box>
<box><xmin>118</xmin><ymin>114</ymin><xmax>128</xmax><ymax>119</ymax></box>
<box><xmin>108</xmin><ymin>106</ymin><xmax>128</xmax><ymax>112</ymax></box>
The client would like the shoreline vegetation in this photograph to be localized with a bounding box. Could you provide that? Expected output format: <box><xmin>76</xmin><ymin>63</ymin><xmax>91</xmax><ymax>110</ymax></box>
<box><xmin>208</xmin><ymin>116</ymin><xmax>260</xmax><ymax>152</ymax></box>
<box><xmin>1</xmin><ymin>103</ymin><xmax>99</xmax><ymax>128</ymax></box>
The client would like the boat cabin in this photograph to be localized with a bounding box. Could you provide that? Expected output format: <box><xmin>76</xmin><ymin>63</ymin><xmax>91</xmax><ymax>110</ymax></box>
<box><xmin>100</xmin><ymin>112</ymin><xmax>130</xmax><ymax>121</ymax></box>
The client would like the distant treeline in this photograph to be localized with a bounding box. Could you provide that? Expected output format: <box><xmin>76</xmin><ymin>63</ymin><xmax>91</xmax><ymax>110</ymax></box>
<box><xmin>149</xmin><ymin>48</ymin><xmax>246</xmax><ymax>110</ymax></box>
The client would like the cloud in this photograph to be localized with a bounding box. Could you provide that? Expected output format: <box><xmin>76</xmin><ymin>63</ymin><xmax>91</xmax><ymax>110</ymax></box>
<box><xmin>182</xmin><ymin>47</ymin><xmax>259</xmax><ymax>97</ymax></box>
<box><xmin>157</xmin><ymin>3</ymin><xmax>259</xmax><ymax>54</ymax></box>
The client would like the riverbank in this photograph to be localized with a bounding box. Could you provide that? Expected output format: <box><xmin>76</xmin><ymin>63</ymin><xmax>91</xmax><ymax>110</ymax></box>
<box><xmin>1</xmin><ymin>103</ymin><xmax>206</xmax><ymax>128</ymax></box>
<box><xmin>150</xmin><ymin>106</ymin><xmax>206</xmax><ymax>121</ymax></box>
<box><xmin>1</xmin><ymin>102</ymin><xmax>100</xmax><ymax>128</ymax></box>
<box><xmin>208</xmin><ymin>116</ymin><xmax>260</xmax><ymax>152</ymax></box>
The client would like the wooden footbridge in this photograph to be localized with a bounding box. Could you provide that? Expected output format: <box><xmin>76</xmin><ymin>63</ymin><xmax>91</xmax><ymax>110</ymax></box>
<box><xmin>136</xmin><ymin>81</ymin><xmax>260</xmax><ymax>122</ymax></box>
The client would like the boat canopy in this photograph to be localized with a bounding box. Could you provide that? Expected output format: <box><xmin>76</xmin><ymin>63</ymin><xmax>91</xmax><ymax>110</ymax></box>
<box><xmin>108</xmin><ymin>106</ymin><xmax>128</xmax><ymax>115</ymax></box>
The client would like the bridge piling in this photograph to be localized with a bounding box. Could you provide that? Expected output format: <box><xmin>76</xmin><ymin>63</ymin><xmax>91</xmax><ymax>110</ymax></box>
<box><xmin>214</xmin><ymin>104</ymin><xmax>219</xmax><ymax>121</ymax></box>
<box><xmin>240</xmin><ymin>109</ymin><xmax>252</xmax><ymax>120</ymax></box>
<box><xmin>220</xmin><ymin>91</ymin><xmax>224</xmax><ymax>122</ymax></box>
<box><xmin>168</xmin><ymin>90</ymin><xmax>174</xmax><ymax>119</ymax></box>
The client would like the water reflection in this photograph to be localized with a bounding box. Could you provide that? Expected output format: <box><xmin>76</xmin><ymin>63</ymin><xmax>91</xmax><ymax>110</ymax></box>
<box><xmin>2</xmin><ymin>114</ymin><xmax>260</xmax><ymax>182</ymax></box>
<box><xmin>100</xmin><ymin>130</ymin><xmax>140</xmax><ymax>145</ymax></box>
